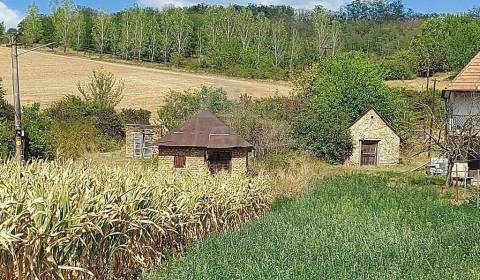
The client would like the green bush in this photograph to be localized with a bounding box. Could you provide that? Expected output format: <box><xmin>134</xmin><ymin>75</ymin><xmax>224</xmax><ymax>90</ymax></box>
<box><xmin>49</xmin><ymin>120</ymin><xmax>99</xmax><ymax>159</ymax></box>
<box><xmin>157</xmin><ymin>86</ymin><xmax>233</xmax><ymax>130</ymax></box>
<box><xmin>223</xmin><ymin>95</ymin><xmax>295</xmax><ymax>158</ymax></box>
<box><xmin>198</xmin><ymin>87</ymin><xmax>233</xmax><ymax>114</ymax></box>
<box><xmin>91</xmin><ymin>107</ymin><xmax>125</xmax><ymax>141</ymax></box>
<box><xmin>312</xmin><ymin>52</ymin><xmax>413</xmax><ymax>141</ymax></box>
<box><xmin>0</xmin><ymin>121</ymin><xmax>13</xmax><ymax>159</ymax></box>
<box><xmin>381</xmin><ymin>50</ymin><xmax>415</xmax><ymax>80</ymax></box>
<box><xmin>119</xmin><ymin>108</ymin><xmax>151</xmax><ymax>125</ymax></box>
<box><xmin>0</xmin><ymin>80</ymin><xmax>14</xmax><ymax>157</ymax></box>
<box><xmin>23</xmin><ymin>103</ymin><xmax>53</xmax><ymax>159</ymax></box>
<box><xmin>47</xmin><ymin>95</ymin><xmax>93</xmax><ymax>121</ymax></box>
<box><xmin>293</xmin><ymin>104</ymin><xmax>352</xmax><ymax>164</ymax></box>
<box><xmin>97</xmin><ymin>136</ymin><xmax>121</xmax><ymax>153</ymax></box>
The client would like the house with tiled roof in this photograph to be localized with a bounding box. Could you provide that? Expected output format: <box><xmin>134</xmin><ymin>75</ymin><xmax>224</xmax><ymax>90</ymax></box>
<box><xmin>156</xmin><ymin>111</ymin><xmax>253</xmax><ymax>174</ymax></box>
<box><xmin>443</xmin><ymin>51</ymin><xmax>480</xmax><ymax>178</ymax></box>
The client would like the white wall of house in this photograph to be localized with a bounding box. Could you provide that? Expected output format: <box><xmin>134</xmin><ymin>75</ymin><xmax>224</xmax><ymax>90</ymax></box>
<box><xmin>449</xmin><ymin>92</ymin><xmax>480</xmax><ymax>127</ymax></box>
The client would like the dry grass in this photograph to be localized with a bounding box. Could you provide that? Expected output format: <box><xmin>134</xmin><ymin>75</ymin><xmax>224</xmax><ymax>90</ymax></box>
<box><xmin>0</xmin><ymin>47</ymin><xmax>290</xmax><ymax>114</ymax></box>
<box><xmin>385</xmin><ymin>72</ymin><xmax>454</xmax><ymax>92</ymax></box>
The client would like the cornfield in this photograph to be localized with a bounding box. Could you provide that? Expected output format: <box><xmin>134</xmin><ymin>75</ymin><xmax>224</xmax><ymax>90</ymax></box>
<box><xmin>0</xmin><ymin>160</ymin><xmax>270</xmax><ymax>279</ymax></box>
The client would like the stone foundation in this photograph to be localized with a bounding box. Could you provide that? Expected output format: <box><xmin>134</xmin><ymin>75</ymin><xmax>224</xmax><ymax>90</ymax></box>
<box><xmin>158</xmin><ymin>147</ymin><xmax>249</xmax><ymax>174</ymax></box>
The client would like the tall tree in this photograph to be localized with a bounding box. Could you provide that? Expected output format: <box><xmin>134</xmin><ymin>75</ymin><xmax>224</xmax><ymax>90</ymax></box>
<box><xmin>23</xmin><ymin>2</ymin><xmax>43</xmax><ymax>46</ymax></box>
<box><xmin>93</xmin><ymin>11</ymin><xmax>111</xmax><ymax>55</ymax></box>
<box><xmin>0</xmin><ymin>22</ymin><xmax>5</xmax><ymax>38</ymax></box>
<box><xmin>170</xmin><ymin>8</ymin><xmax>192</xmax><ymax>54</ymax></box>
<box><xmin>52</xmin><ymin>0</ymin><xmax>75</xmax><ymax>53</ymax></box>
<box><xmin>271</xmin><ymin>20</ymin><xmax>287</xmax><ymax>67</ymax></box>
<box><xmin>71</xmin><ymin>8</ymin><xmax>86</xmax><ymax>50</ymax></box>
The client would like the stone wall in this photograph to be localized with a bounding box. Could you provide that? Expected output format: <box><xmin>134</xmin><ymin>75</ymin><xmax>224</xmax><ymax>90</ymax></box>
<box><xmin>125</xmin><ymin>124</ymin><xmax>162</xmax><ymax>158</ymax></box>
<box><xmin>347</xmin><ymin>109</ymin><xmax>400</xmax><ymax>166</ymax></box>
<box><xmin>158</xmin><ymin>147</ymin><xmax>249</xmax><ymax>174</ymax></box>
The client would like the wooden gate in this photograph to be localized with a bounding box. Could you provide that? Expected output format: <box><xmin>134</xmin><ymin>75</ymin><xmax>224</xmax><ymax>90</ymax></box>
<box><xmin>361</xmin><ymin>141</ymin><xmax>379</xmax><ymax>166</ymax></box>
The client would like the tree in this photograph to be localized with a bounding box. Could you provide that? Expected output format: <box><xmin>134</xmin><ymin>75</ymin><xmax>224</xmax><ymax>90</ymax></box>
<box><xmin>77</xmin><ymin>69</ymin><xmax>124</xmax><ymax>109</ymax></box>
<box><xmin>420</xmin><ymin>93</ymin><xmax>480</xmax><ymax>189</ymax></box>
<box><xmin>119</xmin><ymin>108</ymin><xmax>151</xmax><ymax>125</ymax></box>
<box><xmin>93</xmin><ymin>11</ymin><xmax>111</xmax><ymax>54</ymax></box>
<box><xmin>170</xmin><ymin>8</ymin><xmax>192</xmax><ymax>54</ymax></box>
<box><xmin>71</xmin><ymin>8</ymin><xmax>86</xmax><ymax>51</ymax></box>
<box><xmin>132</xmin><ymin>6</ymin><xmax>148</xmax><ymax>61</ymax></box>
<box><xmin>120</xmin><ymin>9</ymin><xmax>133</xmax><ymax>60</ymax></box>
<box><xmin>0</xmin><ymin>21</ymin><xmax>5</xmax><ymax>37</ymax></box>
<box><xmin>22</xmin><ymin>2</ymin><xmax>43</xmax><ymax>46</ymax></box>
<box><xmin>270</xmin><ymin>20</ymin><xmax>287</xmax><ymax>67</ymax></box>
<box><xmin>312</xmin><ymin>52</ymin><xmax>412</xmax><ymax>139</ymax></box>
<box><xmin>52</xmin><ymin>0</ymin><xmax>75</xmax><ymax>53</ymax></box>
<box><xmin>312</xmin><ymin>8</ymin><xmax>341</xmax><ymax>57</ymax></box>
<box><xmin>157</xmin><ymin>86</ymin><xmax>232</xmax><ymax>130</ymax></box>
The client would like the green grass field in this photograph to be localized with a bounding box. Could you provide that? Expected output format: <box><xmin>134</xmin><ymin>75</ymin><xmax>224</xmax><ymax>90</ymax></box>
<box><xmin>145</xmin><ymin>173</ymin><xmax>480</xmax><ymax>280</ymax></box>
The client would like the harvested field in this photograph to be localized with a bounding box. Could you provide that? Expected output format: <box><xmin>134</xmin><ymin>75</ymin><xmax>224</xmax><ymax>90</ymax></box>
<box><xmin>0</xmin><ymin>47</ymin><xmax>291</xmax><ymax>113</ymax></box>
<box><xmin>385</xmin><ymin>72</ymin><xmax>454</xmax><ymax>92</ymax></box>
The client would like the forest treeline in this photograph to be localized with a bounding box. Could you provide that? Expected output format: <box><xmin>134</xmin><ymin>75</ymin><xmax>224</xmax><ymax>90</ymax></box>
<box><xmin>3</xmin><ymin>0</ymin><xmax>480</xmax><ymax>80</ymax></box>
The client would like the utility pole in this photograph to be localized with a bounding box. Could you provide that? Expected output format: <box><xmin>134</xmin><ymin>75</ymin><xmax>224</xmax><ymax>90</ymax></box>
<box><xmin>9</xmin><ymin>34</ymin><xmax>55</xmax><ymax>161</ymax></box>
<box><xmin>10</xmin><ymin>33</ymin><xmax>24</xmax><ymax>161</ymax></box>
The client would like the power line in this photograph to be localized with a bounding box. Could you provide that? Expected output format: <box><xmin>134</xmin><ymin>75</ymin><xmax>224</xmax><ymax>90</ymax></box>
<box><xmin>9</xmin><ymin>34</ymin><xmax>56</xmax><ymax>161</ymax></box>
<box><xmin>10</xmin><ymin>33</ymin><xmax>24</xmax><ymax>161</ymax></box>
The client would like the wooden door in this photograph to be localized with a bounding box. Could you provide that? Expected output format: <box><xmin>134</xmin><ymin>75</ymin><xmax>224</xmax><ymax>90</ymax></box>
<box><xmin>361</xmin><ymin>141</ymin><xmax>378</xmax><ymax>166</ymax></box>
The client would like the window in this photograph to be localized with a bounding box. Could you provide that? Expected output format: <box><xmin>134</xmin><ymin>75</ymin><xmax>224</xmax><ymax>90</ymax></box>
<box><xmin>132</xmin><ymin>130</ymin><xmax>154</xmax><ymax>159</ymax></box>
<box><xmin>133</xmin><ymin>132</ymin><xmax>143</xmax><ymax>158</ymax></box>
<box><xmin>143</xmin><ymin>133</ymin><xmax>153</xmax><ymax>158</ymax></box>
<box><xmin>174</xmin><ymin>155</ymin><xmax>186</xmax><ymax>168</ymax></box>
<box><xmin>207</xmin><ymin>150</ymin><xmax>232</xmax><ymax>174</ymax></box>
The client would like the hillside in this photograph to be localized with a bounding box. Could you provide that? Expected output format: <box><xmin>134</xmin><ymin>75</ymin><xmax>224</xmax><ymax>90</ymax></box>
<box><xmin>0</xmin><ymin>47</ymin><xmax>291</xmax><ymax>113</ymax></box>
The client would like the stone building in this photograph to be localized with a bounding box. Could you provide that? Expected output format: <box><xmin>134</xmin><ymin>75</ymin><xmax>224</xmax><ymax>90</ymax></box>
<box><xmin>125</xmin><ymin>124</ymin><xmax>162</xmax><ymax>159</ymax></box>
<box><xmin>347</xmin><ymin>107</ymin><xmax>400</xmax><ymax>166</ymax></box>
<box><xmin>157</xmin><ymin>111</ymin><xmax>253</xmax><ymax>174</ymax></box>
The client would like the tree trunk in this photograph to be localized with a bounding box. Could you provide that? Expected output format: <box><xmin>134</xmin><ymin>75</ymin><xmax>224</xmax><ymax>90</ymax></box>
<box><xmin>446</xmin><ymin>156</ymin><xmax>454</xmax><ymax>189</ymax></box>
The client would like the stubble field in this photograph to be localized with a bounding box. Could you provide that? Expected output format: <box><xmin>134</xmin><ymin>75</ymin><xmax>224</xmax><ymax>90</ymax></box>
<box><xmin>0</xmin><ymin>47</ymin><xmax>291</xmax><ymax>113</ymax></box>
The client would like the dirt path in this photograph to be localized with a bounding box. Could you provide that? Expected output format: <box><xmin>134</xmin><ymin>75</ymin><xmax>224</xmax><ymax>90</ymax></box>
<box><xmin>0</xmin><ymin>47</ymin><xmax>291</xmax><ymax>113</ymax></box>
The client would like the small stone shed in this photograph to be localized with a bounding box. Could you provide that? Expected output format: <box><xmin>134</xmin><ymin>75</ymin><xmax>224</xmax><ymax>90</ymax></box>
<box><xmin>125</xmin><ymin>124</ymin><xmax>162</xmax><ymax>159</ymax></box>
<box><xmin>157</xmin><ymin>111</ymin><xmax>253</xmax><ymax>174</ymax></box>
<box><xmin>347</xmin><ymin>107</ymin><xmax>400</xmax><ymax>166</ymax></box>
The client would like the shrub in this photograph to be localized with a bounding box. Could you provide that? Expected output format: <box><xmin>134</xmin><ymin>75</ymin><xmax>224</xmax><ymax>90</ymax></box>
<box><xmin>382</xmin><ymin>50</ymin><xmax>415</xmax><ymax>80</ymax></box>
<box><xmin>293</xmin><ymin>104</ymin><xmax>352</xmax><ymax>164</ymax></box>
<box><xmin>312</xmin><ymin>52</ymin><xmax>413</xmax><ymax>141</ymax></box>
<box><xmin>0</xmin><ymin>81</ymin><xmax>14</xmax><ymax>157</ymax></box>
<box><xmin>47</xmin><ymin>95</ymin><xmax>93</xmax><ymax>121</ymax></box>
<box><xmin>157</xmin><ymin>90</ymin><xmax>201</xmax><ymax>130</ymax></box>
<box><xmin>91</xmin><ymin>107</ymin><xmax>125</xmax><ymax>141</ymax></box>
<box><xmin>0</xmin><ymin>121</ymin><xmax>13</xmax><ymax>158</ymax></box>
<box><xmin>119</xmin><ymin>108</ymin><xmax>151</xmax><ymax>125</ymax></box>
<box><xmin>223</xmin><ymin>95</ymin><xmax>296</xmax><ymax>158</ymax></box>
<box><xmin>97</xmin><ymin>136</ymin><xmax>121</xmax><ymax>153</ymax></box>
<box><xmin>157</xmin><ymin>86</ymin><xmax>233</xmax><ymax>131</ymax></box>
<box><xmin>23</xmin><ymin>103</ymin><xmax>53</xmax><ymax>159</ymax></box>
<box><xmin>49</xmin><ymin>120</ymin><xmax>99</xmax><ymax>158</ymax></box>
<box><xmin>199</xmin><ymin>87</ymin><xmax>233</xmax><ymax>114</ymax></box>
<box><xmin>77</xmin><ymin>68</ymin><xmax>124</xmax><ymax>109</ymax></box>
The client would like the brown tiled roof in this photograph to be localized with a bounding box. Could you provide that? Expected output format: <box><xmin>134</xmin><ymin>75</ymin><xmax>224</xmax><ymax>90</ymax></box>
<box><xmin>446</xmin><ymin>52</ymin><xmax>480</xmax><ymax>92</ymax></box>
<box><xmin>157</xmin><ymin>111</ymin><xmax>253</xmax><ymax>149</ymax></box>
